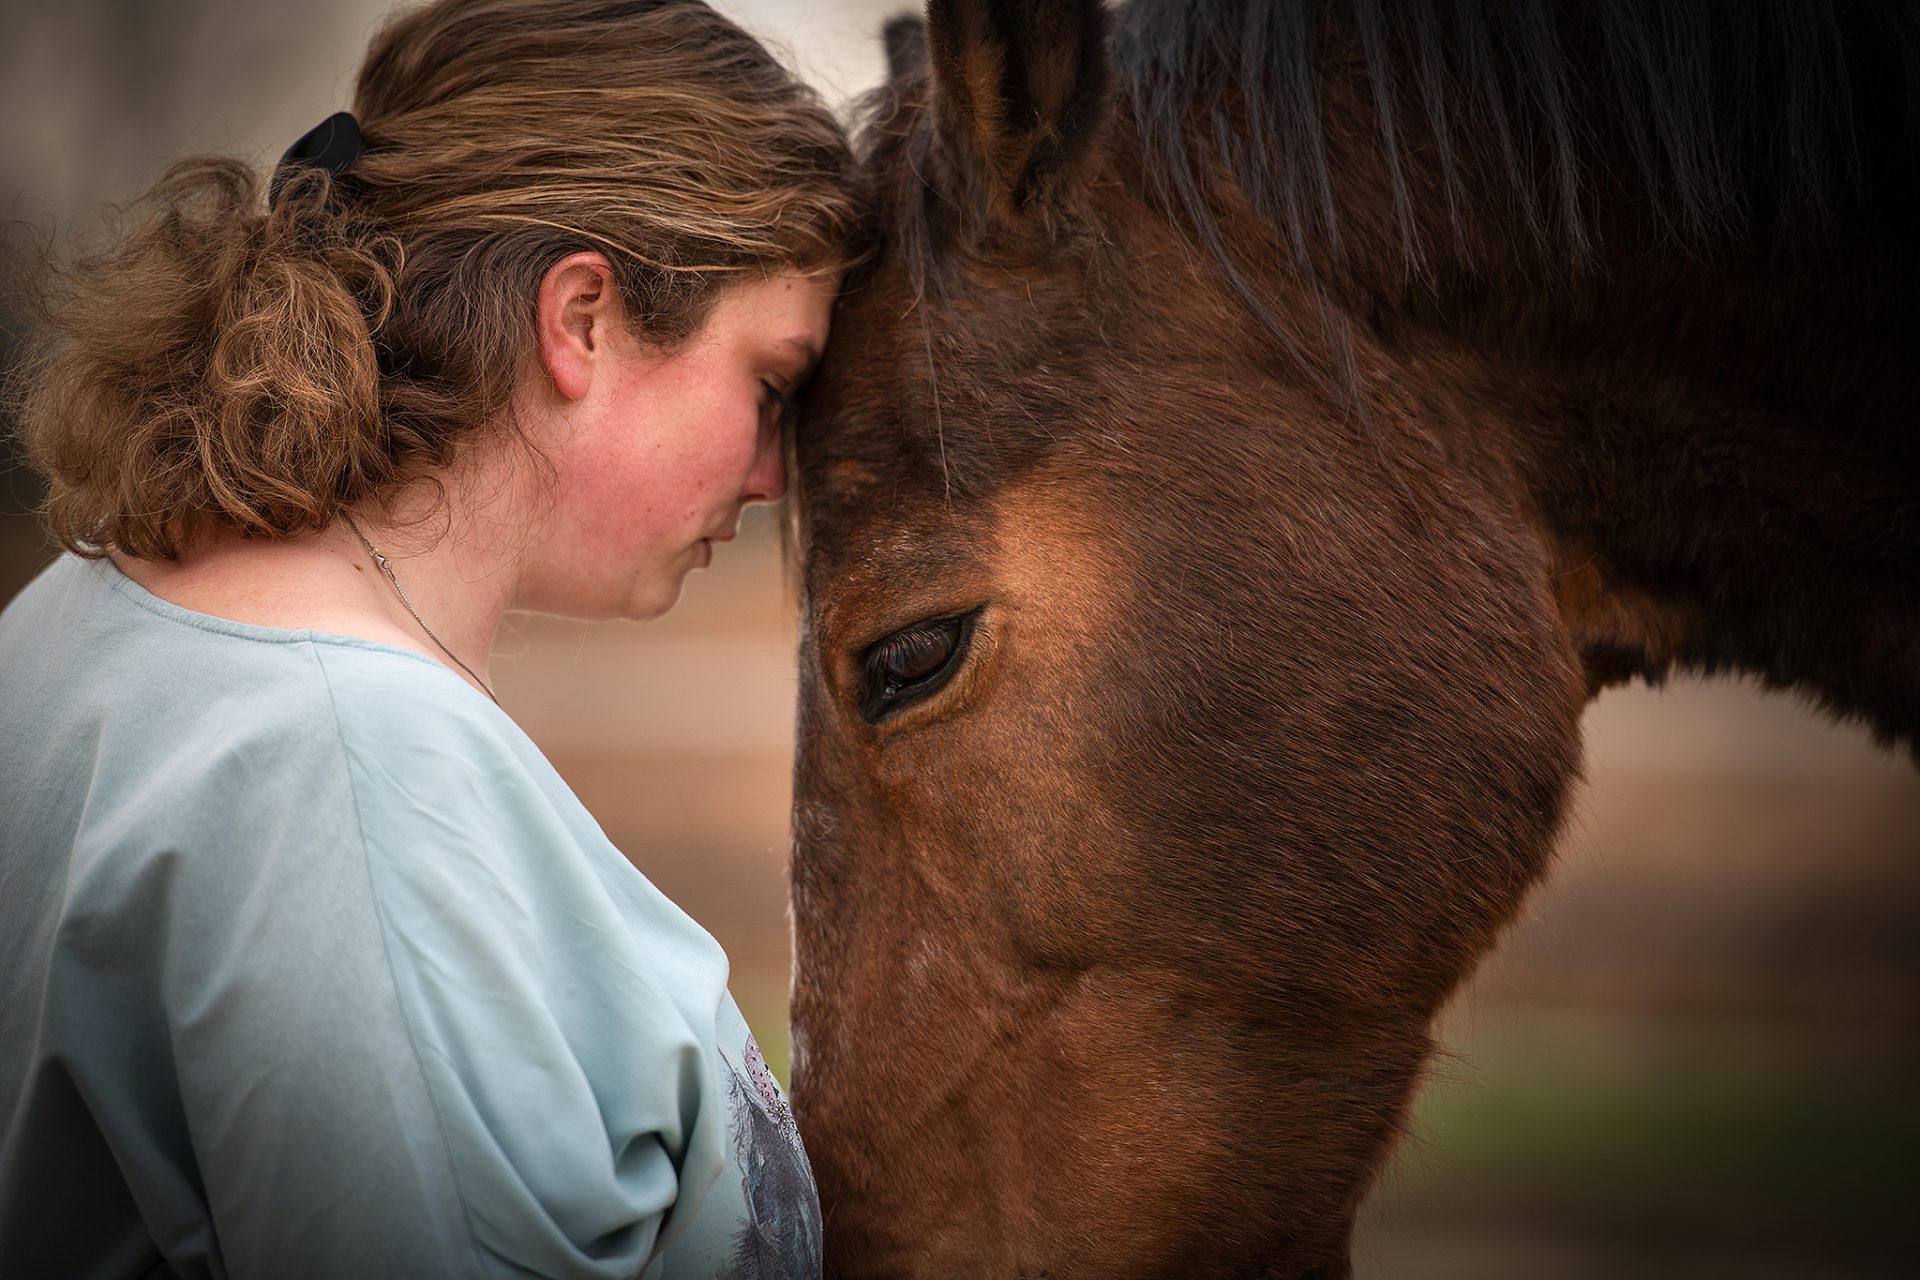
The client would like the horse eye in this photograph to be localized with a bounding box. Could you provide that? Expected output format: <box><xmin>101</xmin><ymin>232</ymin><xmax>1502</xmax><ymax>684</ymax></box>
<box><xmin>858</xmin><ymin>612</ymin><xmax>977</xmax><ymax>723</ymax></box>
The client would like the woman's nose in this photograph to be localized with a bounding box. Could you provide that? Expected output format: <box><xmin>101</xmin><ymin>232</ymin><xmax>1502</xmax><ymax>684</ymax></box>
<box><xmin>743</xmin><ymin>434</ymin><xmax>788</xmax><ymax>505</ymax></box>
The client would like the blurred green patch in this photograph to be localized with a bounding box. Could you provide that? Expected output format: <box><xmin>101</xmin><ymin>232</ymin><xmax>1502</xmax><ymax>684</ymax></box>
<box><xmin>1410</xmin><ymin>1046</ymin><xmax>1917</xmax><ymax>1200</ymax></box>
<box><xmin>1361</xmin><ymin>1017</ymin><xmax>1920</xmax><ymax>1278</ymax></box>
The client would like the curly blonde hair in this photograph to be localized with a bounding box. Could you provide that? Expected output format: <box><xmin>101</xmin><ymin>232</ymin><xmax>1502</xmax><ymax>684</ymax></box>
<box><xmin>13</xmin><ymin>0</ymin><xmax>868</xmax><ymax>560</ymax></box>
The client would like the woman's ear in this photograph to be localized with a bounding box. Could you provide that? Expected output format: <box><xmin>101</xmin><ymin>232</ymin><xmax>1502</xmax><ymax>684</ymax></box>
<box><xmin>535</xmin><ymin>251</ymin><xmax>618</xmax><ymax>403</ymax></box>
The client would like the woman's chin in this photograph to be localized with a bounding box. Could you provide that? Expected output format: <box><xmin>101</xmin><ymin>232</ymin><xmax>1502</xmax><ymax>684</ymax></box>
<box><xmin>621</xmin><ymin>565</ymin><xmax>692</xmax><ymax>623</ymax></box>
<box><xmin>521</xmin><ymin>554</ymin><xmax>698</xmax><ymax>624</ymax></box>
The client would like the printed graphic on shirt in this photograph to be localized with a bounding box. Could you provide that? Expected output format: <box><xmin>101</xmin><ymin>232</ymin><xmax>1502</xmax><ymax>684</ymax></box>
<box><xmin>718</xmin><ymin>1035</ymin><xmax>822</xmax><ymax>1280</ymax></box>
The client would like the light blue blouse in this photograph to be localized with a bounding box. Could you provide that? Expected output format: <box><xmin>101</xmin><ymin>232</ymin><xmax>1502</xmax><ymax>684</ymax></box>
<box><xmin>0</xmin><ymin>554</ymin><xmax>820</xmax><ymax>1280</ymax></box>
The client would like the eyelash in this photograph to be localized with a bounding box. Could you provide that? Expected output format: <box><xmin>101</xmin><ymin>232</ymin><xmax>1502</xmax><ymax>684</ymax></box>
<box><xmin>762</xmin><ymin>380</ymin><xmax>796</xmax><ymax>423</ymax></box>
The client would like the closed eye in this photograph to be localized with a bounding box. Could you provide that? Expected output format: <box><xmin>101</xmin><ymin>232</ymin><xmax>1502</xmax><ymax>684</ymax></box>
<box><xmin>858</xmin><ymin>610</ymin><xmax>979</xmax><ymax>723</ymax></box>
<box><xmin>761</xmin><ymin>379</ymin><xmax>797</xmax><ymax>438</ymax></box>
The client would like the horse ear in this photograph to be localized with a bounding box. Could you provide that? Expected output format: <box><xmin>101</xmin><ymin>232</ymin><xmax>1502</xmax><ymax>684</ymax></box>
<box><xmin>884</xmin><ymin>14</ymin><xmax>928</xmax><ymax>84</ymax></box>
<box><xmin>924</xmin><ymin>0</ymin><xmax>1113</xmax><ymax>227</ymax></box>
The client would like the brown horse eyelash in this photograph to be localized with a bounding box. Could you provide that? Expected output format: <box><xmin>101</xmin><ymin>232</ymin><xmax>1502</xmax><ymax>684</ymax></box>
<box><xmin>858</xmin><ymin>610</ymin><xmax>980</xmax><ymax>723</ymax></box>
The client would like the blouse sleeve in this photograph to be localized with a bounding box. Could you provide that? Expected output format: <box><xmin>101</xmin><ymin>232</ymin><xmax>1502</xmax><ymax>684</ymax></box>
<box><xmin>145</xmin><ymin>654</ymin><xmax>719</xmax><ymax>1279</ymax></box>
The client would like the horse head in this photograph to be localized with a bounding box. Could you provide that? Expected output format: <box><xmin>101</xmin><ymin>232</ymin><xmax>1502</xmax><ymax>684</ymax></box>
<box><xmin>786</xmin><ymin>0</ymin><xmax>1917</xmax><ymax>1275</ymax></box>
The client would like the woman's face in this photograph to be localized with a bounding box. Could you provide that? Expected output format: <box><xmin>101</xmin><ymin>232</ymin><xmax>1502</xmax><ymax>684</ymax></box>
<box><xmin>517</xmin><ymin>268</ymin><xmax>837</xmax><ymax>621</ymax></box>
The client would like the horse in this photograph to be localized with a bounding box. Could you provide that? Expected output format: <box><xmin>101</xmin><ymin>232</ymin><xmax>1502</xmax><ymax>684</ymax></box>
<box><xmin>784</xmin><ymin>1</ymin><xmax>1920</xmax><ymax>1275</ymax></box>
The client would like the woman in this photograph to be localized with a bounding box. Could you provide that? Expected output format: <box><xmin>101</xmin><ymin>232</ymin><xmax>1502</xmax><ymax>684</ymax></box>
<box><xmin>0</xmin><ymin>1</ymin><xmax>865</xmax><ymax>1276</ymax></box>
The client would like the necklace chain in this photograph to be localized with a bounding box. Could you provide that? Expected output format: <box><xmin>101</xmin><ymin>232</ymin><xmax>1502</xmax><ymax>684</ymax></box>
<box><xmin>342</xmin><ymin>514</ymin><xmax>500</xmax><ymax>706</ymax></box>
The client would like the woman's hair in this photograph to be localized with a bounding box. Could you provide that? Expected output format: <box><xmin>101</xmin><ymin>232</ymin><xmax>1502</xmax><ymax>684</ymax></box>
<box><xmin>11</xmin><ymin>0</ymin><xmax>868</xmax><ymax>560</ymax></box>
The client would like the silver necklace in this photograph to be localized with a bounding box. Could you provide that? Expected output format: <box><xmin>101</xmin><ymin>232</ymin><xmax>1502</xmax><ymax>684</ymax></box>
<box><xmin>342</xmin><ymin>513</ymin><xmax>500</xmax><ymax>706</ymax></box>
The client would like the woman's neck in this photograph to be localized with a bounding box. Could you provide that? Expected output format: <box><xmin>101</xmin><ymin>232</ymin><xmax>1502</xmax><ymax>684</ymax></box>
<box><xmin>111</xmin><ymin>474</ymin><xmax>524</xmax><ymax>703</ymax></box>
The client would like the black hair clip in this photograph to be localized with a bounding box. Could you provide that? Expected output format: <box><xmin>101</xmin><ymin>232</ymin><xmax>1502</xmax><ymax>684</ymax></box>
<box><xmin>269</xmin><ymin>111</ymin><xmax>365</xmax><ymax>206</ymax></box>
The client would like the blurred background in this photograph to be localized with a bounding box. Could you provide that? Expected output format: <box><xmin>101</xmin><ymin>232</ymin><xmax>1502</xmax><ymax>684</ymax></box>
<box><xmin>3</xmin><ymin>2</ymin><xmax>1915</xmax><ymax>1276</ymax></box>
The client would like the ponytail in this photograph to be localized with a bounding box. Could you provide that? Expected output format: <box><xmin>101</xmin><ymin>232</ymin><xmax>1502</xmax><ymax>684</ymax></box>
<box><xmin>15</xmin><ymin>158</ymin><xmax>404</xmax><ymax>559</ymax></box>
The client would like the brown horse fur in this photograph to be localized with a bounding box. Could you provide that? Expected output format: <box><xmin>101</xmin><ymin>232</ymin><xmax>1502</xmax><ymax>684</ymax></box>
<box><xmin>786</xmin><ymin>1</ymin><xmax>1920</xmax><ymax>1275</ymax></box>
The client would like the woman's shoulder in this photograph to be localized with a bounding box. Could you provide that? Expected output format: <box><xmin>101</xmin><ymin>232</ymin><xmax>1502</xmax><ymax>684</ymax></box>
<box><xmin>3</xmin><ymin>552</ymin><xmax>458</xmax><ymax>705</ymax></box>
<box><xmin>1</xmin><ymin>554</ymin><xmax>551</xmax><ymax>865</ymax></box>
<box><xmin>3</xmin><ymin>553</ymin><xmax>683</xmax><ymax>938</ymax></box>
<box><xmin>4</xmin><ymin>553</ymin><xmax>500</xmax><ymax>736</ymax></box>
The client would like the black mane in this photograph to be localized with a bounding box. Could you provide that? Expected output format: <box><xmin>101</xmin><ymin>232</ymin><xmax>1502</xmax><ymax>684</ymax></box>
<box><xmin>1114</xmin><ymin>0</ymin><xmax>1920</xmax><ymax>277</ymax></box>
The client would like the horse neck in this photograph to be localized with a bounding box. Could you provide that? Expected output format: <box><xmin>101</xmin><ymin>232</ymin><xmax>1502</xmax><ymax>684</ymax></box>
<box><xmin>1364</xmin><ymin>229</ymin><xmax>1920</xmax><ymax>756</ymax></box>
